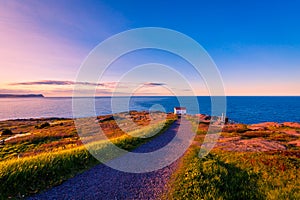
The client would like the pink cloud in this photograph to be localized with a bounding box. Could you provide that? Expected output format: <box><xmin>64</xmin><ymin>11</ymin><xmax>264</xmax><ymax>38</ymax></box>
<box><xmin>9</xmin><ymin>80</ymin><xmax>104</xmax><ymax>86</ymax></box>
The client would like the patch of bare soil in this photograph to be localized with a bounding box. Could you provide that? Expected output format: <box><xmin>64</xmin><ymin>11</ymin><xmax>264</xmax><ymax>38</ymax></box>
<box><xmin>215</xmin><ymin>137</ymin><xmax>286</xmax><ymax>152</ymax></box>
<box><xmin>248</xmin><ymin>122</ymin><xmax>282</xmax><ymax>131</ymax></box>
<box><xmin>288</xmin><ymin>140</ymin><xmax>300</xmax><ymax>147</ymax></box>
<box><xmin>281</xmin><ymin>129</ymin><xmax>300</xmax><ymax>137</ymax></box>
<box><xmin>283</xmin><ymin>122</ymin><xmax>300</xmax><ymax>129</ymax></box>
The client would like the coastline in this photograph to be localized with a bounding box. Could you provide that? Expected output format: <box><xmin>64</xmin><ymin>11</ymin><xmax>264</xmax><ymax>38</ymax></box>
<box><xmin>1</xmin><ymin>112</ymin><xmax>299</xmax><ymax>149</ymax></box>
<box><xmin>1</xmin><ymin>96</ymin><xmax>299</xmax><ymax>124</ymax></box>
<box><xmin>0</xmin><ymin>111</ymin><xmax>299</xmax><ymax>125</ymax></box>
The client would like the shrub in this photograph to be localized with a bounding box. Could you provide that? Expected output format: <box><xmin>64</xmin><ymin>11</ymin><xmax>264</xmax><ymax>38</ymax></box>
<box><xmin>223</xmin><ymin>124</ymin><xmax>248</xmax><ymax>133</ymax></box>
<box><xmin>1</xmin><ymin>129</ymin><xmax>13</xmax><ymax>135</ymax></box>
<box><xmin>242</xmin><ymin>131</ymin><xmax>271</xmax><ymax>138</ymax></box>
<box><xmin>35</xmin><ymin>122</ymin><xmax>50</xmax><ymax>129</ymax></box>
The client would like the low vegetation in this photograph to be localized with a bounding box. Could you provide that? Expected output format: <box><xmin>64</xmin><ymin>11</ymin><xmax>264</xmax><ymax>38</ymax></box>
<box><xmin>35</xmin><ymin>122</ymin><xmax>50</xmax><ymax>129</ymax></box>
<box><xmin>1</xmin><ymin>128</ymin><xmax>13</xmax><ymax>135</ymax></box>
<box><xmin>166</xmin><ymin>116</ymin><xmax>300</xmax><ymax>199</ymax></box>
<box><xmin>0</xmin><ymin>112</ymin><xmax>177</xmax><ymax>199</ymax></box>
<box><xmin>1</xmin><ymin>113</ymin><xmax>299</xmax><ymax>199</ymax></box>
<box><xmin>167</xmin><ymin>146</ymin><xmax>299</xmax><ymax>199</ymax></box>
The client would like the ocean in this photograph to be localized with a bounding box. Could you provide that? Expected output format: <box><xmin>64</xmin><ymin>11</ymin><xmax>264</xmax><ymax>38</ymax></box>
<box><xmin>0</xmin><ymin>96</ymin><xmax>299</xmax><ymax>124</ymax></box>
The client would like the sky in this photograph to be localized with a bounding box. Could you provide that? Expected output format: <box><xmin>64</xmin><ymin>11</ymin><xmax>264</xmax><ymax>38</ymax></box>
<box><xmin>0</xmin><ymin>0</ymin><xmax>299</xmax><ymax>96</ymax></box>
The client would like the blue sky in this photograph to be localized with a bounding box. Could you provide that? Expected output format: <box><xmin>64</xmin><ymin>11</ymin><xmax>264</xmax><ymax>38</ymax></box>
<box><xmin>0</xmin><ymin>0</ymin><xmax>299</xmax><ymax>96</ymax></box>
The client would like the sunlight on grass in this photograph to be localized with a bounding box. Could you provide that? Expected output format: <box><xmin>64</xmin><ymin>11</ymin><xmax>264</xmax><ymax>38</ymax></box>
<box><xmin>0</xmin><ymin>116</ymin><xmax>176</xmax><ymax>199</ymax></box>
<box><xmin>166</xmin><ymin>146</ymin><xmax>300</xmax><ymax>200</ymax></box>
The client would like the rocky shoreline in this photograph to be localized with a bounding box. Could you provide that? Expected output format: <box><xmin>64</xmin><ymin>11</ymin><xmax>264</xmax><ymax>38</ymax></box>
<box><xmin>1</xmin><ymin>112</ymin><xmax>299</xmax><ymax>153</ymax></box>
<box><xmin>190</xmin><ymin>114</ymin><xmax>300</xmax><ymax>154</ymax></box>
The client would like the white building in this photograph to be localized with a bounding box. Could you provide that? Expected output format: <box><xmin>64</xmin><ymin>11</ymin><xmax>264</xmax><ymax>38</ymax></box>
<box><xmin>174</xmin><ymin>107</ymin><xmax>187</xmax><ymax>115</ymax></box>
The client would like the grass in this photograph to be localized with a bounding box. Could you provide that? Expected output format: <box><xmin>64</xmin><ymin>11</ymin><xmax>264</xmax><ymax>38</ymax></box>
<box><xmin>2</xmin><ymin>113</ymin><xmax>299</xmax><ymax>199</ymax></box>
<box><xmin>0</xmin><ymin>112</ymin><xmax>176</xmax><ymax>199</ymax></box>
<box><xmin>165</xmin><ymin>117</ymin><xmax>300</xmax><ymax>200</ymax></box>
<box><xmin>0</xmin><ymin>112</ymin><xmax>175</xmax><ymax>161</ymax></box>
<box><xmin>166</xmin><ymin>146</ymin><xmax>262</xmax><ymax>199</ymax></box>
<box><xmin>0</xmin><ymin>146</ymin><xmax>96</xmax><ymax>199</ymax></box>
<box><xmin>166</xmin><ymin>146</ymin><xmax>300</xmax><ymax>200</ymax></box>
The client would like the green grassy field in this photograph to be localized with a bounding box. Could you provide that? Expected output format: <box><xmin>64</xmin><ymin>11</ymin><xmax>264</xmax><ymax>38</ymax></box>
<box><xmin>1</xmin><ymin>113</ymin><xmax>299</xmax><ymax>199</ymax></box>
<box><xmin>0</xmin><ymin>112</ymin><xmax>176</xmax><ymax>199</ymax></box>
<box><xmin>166</xmin><ymin>116</ymin><xmax>300</xmax><ymax>200</ymax></box>
<box><xmin>166</xmin><ymin>146</ymin><xmax>299</xmax><ymax>200</ymax></box>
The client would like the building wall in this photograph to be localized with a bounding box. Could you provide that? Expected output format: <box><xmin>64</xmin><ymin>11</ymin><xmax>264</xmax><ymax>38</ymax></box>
<box><xmin>174</xmin><ymin>109</ymin><xmax>186</xmax><ymax>114</ymax></box>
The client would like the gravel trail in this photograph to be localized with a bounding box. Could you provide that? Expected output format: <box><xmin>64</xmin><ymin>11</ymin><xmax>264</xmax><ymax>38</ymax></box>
<box><xmin>29</xmin><ymin>119</ymin><xmax>193</xmax><ymax>200</ymax></box>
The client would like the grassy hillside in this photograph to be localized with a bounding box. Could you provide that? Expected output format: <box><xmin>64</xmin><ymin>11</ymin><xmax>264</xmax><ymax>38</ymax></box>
<box><xmin>166</xmin><ymin>116</ymin><xmax>300</xmax><ymax>200</ymax></box>
<box><xmin>0</xmin><ymin>111</ymin><xmax>176</xmax><ymax>199</ymax></box>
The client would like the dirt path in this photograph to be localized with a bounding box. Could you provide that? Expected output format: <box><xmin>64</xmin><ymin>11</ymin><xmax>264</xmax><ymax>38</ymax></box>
<box><xmin>29</xmin><ymin>119</ymin><xmax>193</xmax><ymax>200</ymax></box>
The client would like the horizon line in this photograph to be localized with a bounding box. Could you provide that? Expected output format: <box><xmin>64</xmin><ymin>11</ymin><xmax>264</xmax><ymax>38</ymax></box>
<box><xmin>44</xmin><ymin>95</ymin><xmax>300</xmax><ymax>98</ymax></box>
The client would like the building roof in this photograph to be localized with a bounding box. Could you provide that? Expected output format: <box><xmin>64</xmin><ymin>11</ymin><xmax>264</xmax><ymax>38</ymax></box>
<box><xmin>174</xmin><ymin>107</ymin><xmax>186</xmax><ymax>110</ymax></box>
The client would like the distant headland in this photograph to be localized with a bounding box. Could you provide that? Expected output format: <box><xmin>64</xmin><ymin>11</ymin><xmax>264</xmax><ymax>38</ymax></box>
<box><xmin>0</xmin><ymin>94</ymin><xmax>44</xmax><ymax>98</ymax></box>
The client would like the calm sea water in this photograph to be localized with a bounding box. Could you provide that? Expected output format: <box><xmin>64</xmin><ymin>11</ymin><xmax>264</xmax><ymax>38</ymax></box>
<box><xmin>0</xmin><ymin>96</ymin><xmax>299</xmax><ymax>124</ymax></box>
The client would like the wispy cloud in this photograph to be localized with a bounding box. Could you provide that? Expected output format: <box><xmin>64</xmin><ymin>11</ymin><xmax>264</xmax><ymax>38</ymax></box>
<box><xmin>9</xmin><ymin>80</ymin><xmax>104</xmax><ymax>86</ymax></box>
<box><xmin>8</xmin><ymin>80</ymin><xmax>136</xmax><ymax>90</ymax></box>
<box><xmin>143</xmin><ymin>82</ymin><xmax>166</xmax><ymax>87</ymax></box>
<box><xmin>3</xmin><ymin>80</ymin><xmax>173</xmax><ymax>96</ymax></box>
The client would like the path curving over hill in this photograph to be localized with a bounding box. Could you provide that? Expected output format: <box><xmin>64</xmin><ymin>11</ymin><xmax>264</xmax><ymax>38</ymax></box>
<box><xmin>28</xmin><ymin>118</ymin><xmax>193</xmax><ymax>200</ymax></box>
